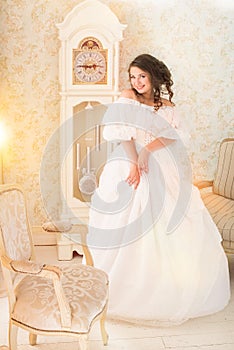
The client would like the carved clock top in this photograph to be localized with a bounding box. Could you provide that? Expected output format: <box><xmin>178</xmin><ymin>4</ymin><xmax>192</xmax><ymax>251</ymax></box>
<box><xmin>57</xmin><ymin>0</ymin><xmax>126</xmax><ymax>42</ymax></box>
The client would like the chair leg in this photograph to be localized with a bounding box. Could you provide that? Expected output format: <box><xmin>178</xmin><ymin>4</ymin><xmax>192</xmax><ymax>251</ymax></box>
<box><xmin>9</xmin><ymin>321</ymin><xmax>18</xmax><ymax>350</ymax></box>
<box><xmin>79</xmin><ymin>334</ymin><xmax>88</xmax><ymax>350</ymax></box>
<box><xmin>29</xmin><ymin>332</ymin><xmax>37</xmax><ymax>345</ymax></box>
<box><xmin>81</xmin><ymin>232</ymin><xmax>94</xmax><ymax>266</ymax></box>
<box><xmin>100</xmin><ymin>307</ymin><xmax>108</xmax><ymax>346</ymax></box>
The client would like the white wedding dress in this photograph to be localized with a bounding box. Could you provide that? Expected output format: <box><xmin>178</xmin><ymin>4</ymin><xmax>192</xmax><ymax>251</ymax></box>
<box><xmin>86</xmin><ymin>97</ymin><xmax>230</xmax><ymax>326</ymax></box>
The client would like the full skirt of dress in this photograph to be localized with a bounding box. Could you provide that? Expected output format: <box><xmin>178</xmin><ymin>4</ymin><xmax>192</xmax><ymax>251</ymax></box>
<box><xmin>86</xmin><ymin>101</ymin><xmax>230</xmax><ymax>326</ymax></box>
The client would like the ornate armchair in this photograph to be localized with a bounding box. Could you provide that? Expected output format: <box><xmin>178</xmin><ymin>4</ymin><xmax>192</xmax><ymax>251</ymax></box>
<box><xmin>195</xmin><ymin>138</ymin><xmax>234</xmax><ymax>253</ymax></box>
<box><xmin>0</xmin><ymin>184</ymin><xmax>109</xmax><ymax>350</ymax></box>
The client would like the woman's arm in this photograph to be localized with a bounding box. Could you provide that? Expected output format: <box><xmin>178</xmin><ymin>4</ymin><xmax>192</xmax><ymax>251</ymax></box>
<box><xmin>121</xmin><ymin>139</ymin><xmax>140</xmax><ymax>189</ymax></box>
<box><xmin>146</xmin><ymin>137</ymin><xmax>174</xmax><ymax>152</ymax></box>
<box><xmin>121</xmin><ymin>139</ymin><xmax>138</xmax><ymax>162</ymax></box>
<box><xmin>138</xmin><ymin>137</ymin><xmax>175</xmax><ymax>175</ymax></box>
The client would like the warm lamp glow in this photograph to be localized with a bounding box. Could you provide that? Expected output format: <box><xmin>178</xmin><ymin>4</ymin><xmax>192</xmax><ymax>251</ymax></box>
<box><xmin>0</xmin><ymin>121</ymin><xmax>7</xmax><ymax>184</ymax></box>
<box><xmin>0</xmin><ymin>121</ymin><xmax>7</xmax><ymax>149</ymax></box>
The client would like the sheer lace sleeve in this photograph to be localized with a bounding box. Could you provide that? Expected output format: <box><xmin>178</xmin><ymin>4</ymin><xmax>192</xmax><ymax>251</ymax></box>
<box><xmin>102</xmin><ymin>98</ymin><xmax>137</xmax><ymax>141</ymax></box>
<box><xmin>103</xmin><ymin>124</ymin><xmax>136</xmax><ymax>142</ymax></box>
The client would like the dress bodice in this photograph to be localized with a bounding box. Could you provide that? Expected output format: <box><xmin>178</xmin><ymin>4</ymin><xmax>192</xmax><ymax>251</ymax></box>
<box><xmin>104</xmin><ymin>97</ymin><xmax>179</xmax><ymax>145</ymax></box>
<box><xmin>115</xmin><ymin>97</ymin><xmax>179</xmax><ymax>126</ymax></box>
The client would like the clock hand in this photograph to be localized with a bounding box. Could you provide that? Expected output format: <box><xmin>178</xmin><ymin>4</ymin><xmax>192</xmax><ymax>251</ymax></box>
<box><xmin>76</xmin><ymin>64</ymin><xmax>103</xmax><ymax>69</ymax></box>
<box><xmin>76</xmin><ymin>65</ymin><xmax>90</xmax><ymax>68</ymax></box>
<box><xmin>92</xmin><ymin>64</ymin><xmax>103</xmax><ymax>69</ymax></box>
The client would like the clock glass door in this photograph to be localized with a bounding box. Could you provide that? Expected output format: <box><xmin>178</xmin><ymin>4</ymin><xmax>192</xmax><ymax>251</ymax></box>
<box><xmin>73</xmin><ymin>102</ymin><xmax>108</xmax><ymax>202</ymax></box>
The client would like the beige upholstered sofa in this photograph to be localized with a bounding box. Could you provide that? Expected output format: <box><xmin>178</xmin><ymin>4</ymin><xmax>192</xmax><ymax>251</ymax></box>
<box><xmin>195</xmin><ymin>138</ymin><xmax>234</xmax><ymax>253</ymax></box>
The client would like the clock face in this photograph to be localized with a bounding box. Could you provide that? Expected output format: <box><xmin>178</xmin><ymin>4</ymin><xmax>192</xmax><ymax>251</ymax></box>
<box><xmin>73</xmin><ymin>50</ymin><xmax>107</xmax><ymax>84</ymax></box>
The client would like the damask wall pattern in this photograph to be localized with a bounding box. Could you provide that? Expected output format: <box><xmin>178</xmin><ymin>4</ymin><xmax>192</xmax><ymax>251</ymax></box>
<box><xmin>0</xmin><ymin>0</ymin><xmax>233</xmax><ymax>226</ymax></box>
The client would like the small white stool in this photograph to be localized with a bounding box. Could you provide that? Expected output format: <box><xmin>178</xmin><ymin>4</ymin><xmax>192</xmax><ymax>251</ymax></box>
<box><xmin>56</xmin><ymin>231</ymin><xmax>83</xmax><ymax>260</ymax></box>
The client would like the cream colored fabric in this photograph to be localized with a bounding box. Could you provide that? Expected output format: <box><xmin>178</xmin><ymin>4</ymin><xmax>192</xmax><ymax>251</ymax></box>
<box><xmin>201</xmin><ymin>192</ymin><xmax>234</xmax><ymax>247</ymax></box>
<box><xmin>12</xmin><ymin>263</ymin><xmax>108</xmax><ymax>333</ymax></box>
<box><xmin>213</xmin><ymin>139</ymin><xmax>234</xmax><ymax>200</ymax></box>
<box><xmin>10</xmin><ymin>260</ymin><xmax>45</xmax><ymax>274</ymax></box>
<box><xmin>0</xmin><ymin>189</ymin><xmax>31</xmax><ymax>261</ymax></box>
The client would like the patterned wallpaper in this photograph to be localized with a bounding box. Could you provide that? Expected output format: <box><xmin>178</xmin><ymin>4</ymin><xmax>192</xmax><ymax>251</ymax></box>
<box><xmin>0</xmin><ymin>0</ymin><xmax>233</xmax><ymax>226</ymax></box>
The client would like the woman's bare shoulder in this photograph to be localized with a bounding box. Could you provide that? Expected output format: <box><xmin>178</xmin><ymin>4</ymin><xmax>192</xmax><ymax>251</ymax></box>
<box><xmin>120</xmin><ymin>89</ymin><xmax>137</xmax><ymax>100</ymax></box>
<box><xmin>161</xmin><ymin>97</ymin><xmax>175</xmax><ymax>107</ymax></box>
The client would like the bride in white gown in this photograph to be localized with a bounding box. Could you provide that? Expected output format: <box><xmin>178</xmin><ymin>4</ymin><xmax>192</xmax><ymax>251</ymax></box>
<box><xmin>86</xmin><ymin>54</ymin><xmax>230</xmax><ymax>326</ymax></box>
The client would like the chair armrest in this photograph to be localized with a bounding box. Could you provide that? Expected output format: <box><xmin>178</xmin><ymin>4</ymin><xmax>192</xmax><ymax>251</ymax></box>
<box><xmin>1</xmin><ymin>256</ymin><xmax>62</xmax><ymax>277</ymax></box>
<box><xmin>10</xmin><ymin>260</ymin><xmax>46</xmax><ymax>274</ymax></box>
<box><xmin>194</xmin><ymin>180</ymin><xmax>213</xmax><ymax>189</ymax></box>
<box><xmin>1</xmin><ymin>256</ymin><xmax>71</xmax><ymax>329</ymax></box>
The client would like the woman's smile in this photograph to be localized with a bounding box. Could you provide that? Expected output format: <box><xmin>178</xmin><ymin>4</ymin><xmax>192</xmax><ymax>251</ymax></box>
<box><xmin>129</xmin><ymin>66</ymin><xmax>152</xmax><ymax>95</ymax></box>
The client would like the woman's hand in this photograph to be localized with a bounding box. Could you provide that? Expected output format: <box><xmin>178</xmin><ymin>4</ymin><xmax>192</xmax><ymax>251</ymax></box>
<box><xmin>126</xmin><ymin>163</ymin><xmax>140</xmax><ymax>189</ymax></box>
<box><xmin>138</xmin><ymin>147</ymin><xmax>150</xmax><ymax>175</ymax></box>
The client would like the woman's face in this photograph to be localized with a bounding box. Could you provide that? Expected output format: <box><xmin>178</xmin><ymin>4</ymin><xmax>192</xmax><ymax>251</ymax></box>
<box><xmin>129</xmin><ymin>66</ymin><xmax>152</xmax><ymax>95</ymax></box>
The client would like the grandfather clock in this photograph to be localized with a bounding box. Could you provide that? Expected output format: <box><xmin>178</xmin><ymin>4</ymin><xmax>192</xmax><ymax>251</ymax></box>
<box><xmin>57</xmin><ymin>0</ymin><xmax>126</xmax><ymax>224</ymax></box>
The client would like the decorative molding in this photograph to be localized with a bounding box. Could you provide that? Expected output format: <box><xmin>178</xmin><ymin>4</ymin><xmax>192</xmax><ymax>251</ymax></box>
<box><xmin>56</xmin><ymin>0</ymin><xmax>126</xmax><ymax>42</ymax></box>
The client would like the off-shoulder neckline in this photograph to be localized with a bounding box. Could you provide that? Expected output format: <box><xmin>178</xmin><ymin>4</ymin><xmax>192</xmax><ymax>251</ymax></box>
<box><xmin>117</xmin><ymin>97</ymin><xmax>175</xmax><ymax>111</ymax></box>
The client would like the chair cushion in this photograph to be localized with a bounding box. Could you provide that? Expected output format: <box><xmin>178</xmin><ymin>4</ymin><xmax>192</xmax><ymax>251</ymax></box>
<box><xmin>213</xmin><ymin>139</ymin><xmax>234</xmax><ymax>200</ymax></box>
<box><xmin>12</xmin><ymin>263</ymin><xmax>108</xmax><ymax>333</ymax></box>
<box><xmin>201</xmin><ymin>192</ymin><xmax>234</xmax><ymax>248</ymax></box>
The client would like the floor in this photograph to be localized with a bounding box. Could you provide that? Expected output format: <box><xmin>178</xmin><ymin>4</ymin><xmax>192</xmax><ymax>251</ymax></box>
<box><xmin>0</xmin><ymin>246</ymin><xmax>234</xmax><ymax>350</ymax></box>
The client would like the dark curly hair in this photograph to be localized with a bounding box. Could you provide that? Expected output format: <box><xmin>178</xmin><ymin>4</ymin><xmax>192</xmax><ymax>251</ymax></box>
<box><xmin>128</xmin><ymin>54</ymin><xmax>174</xmax><ymax>111</ymax></box>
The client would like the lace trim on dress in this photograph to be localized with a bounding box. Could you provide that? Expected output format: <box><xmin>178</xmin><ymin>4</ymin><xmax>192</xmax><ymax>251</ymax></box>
<box><xmin>102</xmin><ymin>100</ymin><xmax>180</xmax><ymax>143</ymax></box>
<box><xmin>144</xmin><ymin>130</ymin><xmax>155</xmax><ymax>145</ymax></box>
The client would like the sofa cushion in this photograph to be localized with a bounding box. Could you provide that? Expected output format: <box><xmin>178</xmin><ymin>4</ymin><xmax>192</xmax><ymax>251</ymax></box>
<box><xmin>201</xmin><ymin>192</ymin><xmax>234</xmax><ymax>248</ymax></box>
<box><xmin>213</xmin><ymin>139</ymin><xmax>234</xmax><ymax>200</ymax></box>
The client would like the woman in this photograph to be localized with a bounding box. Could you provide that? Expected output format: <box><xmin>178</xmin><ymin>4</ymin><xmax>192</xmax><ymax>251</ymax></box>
<box><xmin>86</xmin><ymin>54</ymin><xmax>230</xmax><ymax>326</ymax></box>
